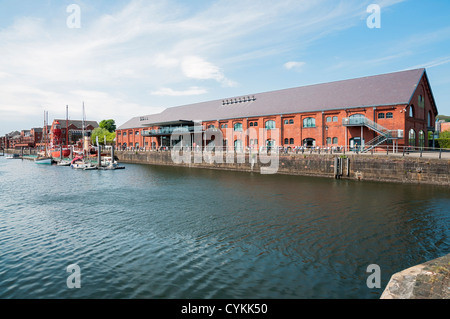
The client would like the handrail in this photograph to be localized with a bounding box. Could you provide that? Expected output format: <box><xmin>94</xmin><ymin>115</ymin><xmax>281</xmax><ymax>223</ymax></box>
<box><xmin>342</xmin><ymin>117</ymin><xmax>403</xmax><ymax>139</ymax></box>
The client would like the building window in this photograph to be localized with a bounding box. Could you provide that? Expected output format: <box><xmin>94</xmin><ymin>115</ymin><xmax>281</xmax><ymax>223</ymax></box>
<box><xmin>284</xmin><ymin>138</ymin><xmax>289</xmax><ymax>145</ymax></box>
<box><xmin>326</xmin><ymin>117</ymin><xmax>332</xmax><ymax>123</ymax></box>
<box><xmin>208</xmin><ymin>125</ymin><xmax>215</xmax><ymax>129</ymax></box>
<box><xmin>418</xmin><ymin>95</ymin><xmax>425</xmax><ymax>108</ymax></box>
<box><xmin>409</xmin><ymin>105</ymin><xmax>415</xmax><ymax>118</ymax></box>
<box><xmin>386</xmin><ymin>112</ymin><xmax>393</xmax><ymax>119</ymax></box>
<box><xmin>326</xmin><ymin>137</ymin><xmax>332</xmax><ymax>145</ymax></box>
<box><xmin>409</xmin><ymin>129</ymin><xmax>416</xmax><ymax>147</ymax></box>
<box><xmin>265</xmin><ymin>120</ymin><xmax>276</xmax><ymax>130</ymax></box>
<box><xmin>221</xmin><ymin>124</ymin><xmax>228</xmax><ymax>129</ymax></box>
<box><xmin>284</xmin><ymin>120</ymin><xmax>289</xmax><ymax>125</ymax></box>
<box><xmin>333</xmin><ymin>137</ymin><xmax>338</xmax><ymax>144</ymax></box>
<box><xmin>234</xmin><ymin>139</ymin><xmax>243</xmax><ymax>152</ymax></box>
<box><xmin>428</xmin><ymin>111</ymin><xmax>432</xmax><ymax>127</ymax></box>
<box><xmin>123</xmin><ymin>132</ymin><xmax>127</xmax><ymax>137</ymax></box>
<box><xmin>250</xmin><ymin>122</ymin><xmax>254</xmax><ymax>127</ymax></box>
<box><xmin>135</xmin><ymin>131</ymin><xmax>140</xmax><ymax>135</ymax></box>
<box><xmin>378</xmin><ymin>113</ymin><xmax>385</xmax><ymax>119</ymax></box>
<box><xmin>303</xmin><ymin>117</ymin><xmax>316</xmax><ymax>128</ymax></box>
<box><xmin>419</xmin><ymin>131</ymin><xmax>425</xmax><ymax>148</ymax></box>
<box><xmin>333</xmin><ymin>116</ymin><xmax>338</xmax><ymax>122</ymax></box>
<box><xmin>253</xmin><ymin>122</ymin><xmax>258</xmax><ymax>127</ymax></box>
<box><xmin>303</xmin><ymin>138</ymin><xmax>316</xmax><ymax>147</ymax></box>
<box><xmin>266</xmin><ymin>139</ymin><xmax>276</xmax><ymax>150</ymax></box>
<box><xmin>234</xmin><ymin>123</ymin><xmax>243</xmax><ymax>131</ymax></box>
<box><xmin>290</xmin><ymin>138</ymin><xmax>294</xmax><ymax>145</ymax></box>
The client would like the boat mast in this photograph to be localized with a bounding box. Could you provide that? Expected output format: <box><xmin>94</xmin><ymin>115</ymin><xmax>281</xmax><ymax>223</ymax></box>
<box><xmin>66</xmin><ymin>105</ymin><xmax>69</xmax><ymax>148</ymax></box>
<box><xmin>82</xmin><ymin>102</ymin><xmax>85</xmax><ymax>158</ymax></box>
<box><xmin>44</xmin><ymin>111</ymin><xmax>48</xmax><ymax>157</ymax></box>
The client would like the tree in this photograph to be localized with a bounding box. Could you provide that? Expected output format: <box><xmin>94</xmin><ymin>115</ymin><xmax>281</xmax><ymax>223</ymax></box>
<box><xmin>91</xmin><ymin>127</ymin><xmax>116</xmax><ymax>145</ymax></box>
<box><xmin>99</xmin><ymin>119</ymin><xmax>116</xmax><ymax>133</ymax></box>
<box><xmin>436</xmin><ymin>131</ymin><xmax>450</xmax><ymax>149</ymax></box>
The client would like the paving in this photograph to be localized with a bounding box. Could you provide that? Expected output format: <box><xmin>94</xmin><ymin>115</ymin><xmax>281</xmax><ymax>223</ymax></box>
<box><xmin>381</xmin><ymin>253</ymin><xmax>450</xmax><ymax>299</ymax></box>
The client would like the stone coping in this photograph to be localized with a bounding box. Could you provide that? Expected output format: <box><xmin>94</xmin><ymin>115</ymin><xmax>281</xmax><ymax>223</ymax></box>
<box><xmin>381</xmin><ymin>254</ymin><xmax>450</xmax><ymax>299</ymax></box>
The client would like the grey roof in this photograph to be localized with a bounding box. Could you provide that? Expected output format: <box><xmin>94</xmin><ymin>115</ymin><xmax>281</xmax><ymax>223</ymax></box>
<box><xmin>118</xmin><ymin>68</ymin><xmax>427</xmax><ymax>130</ymax></box>
<box><xmin>54</xmin><ymin>119</ymin><xmax>99</xmax><ymax>129</ymax></box>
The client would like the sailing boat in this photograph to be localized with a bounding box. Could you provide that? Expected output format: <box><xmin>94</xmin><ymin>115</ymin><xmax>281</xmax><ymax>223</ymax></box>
<box><xmin>35</xmin><ymin>111</ymin><xmax>53</xmax><ymax>165</ymax></box>
<box><xmin>70</xmin><ymin>102</ymin><xmax>93</xmax><ymax>170</ymax></box>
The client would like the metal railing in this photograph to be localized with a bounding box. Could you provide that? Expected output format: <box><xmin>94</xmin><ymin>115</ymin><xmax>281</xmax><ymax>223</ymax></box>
<box><xmin>342</xmin><ymin>117</ymin><xmax>404</xmax><ymax>139</ymax></box>
<box><xmin>116</xmin><ymin>145</ymin><xmax>450</xmax><ymax>160</ymax></box>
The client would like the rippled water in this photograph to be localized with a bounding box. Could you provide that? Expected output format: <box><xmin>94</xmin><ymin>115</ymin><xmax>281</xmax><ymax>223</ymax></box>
<box><xmin>0</xmin><ymin>157</ymin><xmax>449</xmax><ymax>299</ymax></box>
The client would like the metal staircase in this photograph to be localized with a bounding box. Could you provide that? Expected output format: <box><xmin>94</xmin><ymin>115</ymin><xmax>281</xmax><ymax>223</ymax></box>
<box><xmin>343</xmin><ymin>117</ymin><xmax>403</xmax><ymax>152</ymax></box>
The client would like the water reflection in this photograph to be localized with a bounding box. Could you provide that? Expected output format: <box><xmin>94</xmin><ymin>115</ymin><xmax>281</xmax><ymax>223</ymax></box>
<box><xmin>0</xmin><ymin>159</ymin><xmax>448</xmax><ymax>299</ymax></box>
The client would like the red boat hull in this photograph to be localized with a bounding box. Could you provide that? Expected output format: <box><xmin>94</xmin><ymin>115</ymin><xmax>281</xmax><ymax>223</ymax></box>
<box><xmin>51</xmin><ymin>149</ymin><xmax>71</xmax><ymax>158</ymax></box>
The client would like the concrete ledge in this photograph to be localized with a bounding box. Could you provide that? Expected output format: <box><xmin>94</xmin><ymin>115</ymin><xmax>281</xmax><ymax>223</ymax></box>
<box><xmin>381</xmin><ymin>254</ymin><xmax>450</xmax><ymax>299</ymax></box>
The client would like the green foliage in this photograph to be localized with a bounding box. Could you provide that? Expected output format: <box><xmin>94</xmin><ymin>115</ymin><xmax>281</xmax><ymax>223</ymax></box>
<box><xmin>436</xmin><ymin>115</ymin><xmax>450</xmax><ymax>122</ymax></box>
<box><xmin>99</xmin><ymin>119</ymin><xmax>116</xmax><ymax>133</ymax></box>
<box><xmin>436</xmin><ymin>139</ymin><xmax>450</xmax><ymax>149</ymax></box>
<box><xmin>436</xmin><ymin>130</ymin><xmax>450</xmax><ymax>149</ymax></box>
<box><xmin>440</xmin><ymin>131</ymin><xmax>450</xmax><ymax>139</ymax></box>
<box><xmin>91</xmin><ymin>127</ymin><xmax>116</xmax><ymax>145</ymax></box>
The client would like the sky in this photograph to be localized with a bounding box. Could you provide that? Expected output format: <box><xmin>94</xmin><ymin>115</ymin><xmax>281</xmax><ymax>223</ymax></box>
<box><xmin>0</xmin><ymin>0</ymin><xmax>449</xmax><ymax>135</ymax></box>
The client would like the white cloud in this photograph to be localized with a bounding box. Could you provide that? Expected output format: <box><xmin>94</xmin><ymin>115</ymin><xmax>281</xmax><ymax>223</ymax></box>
<box><xmin>406</xmin><ymin>56</ymin><xmax>450</xmax><ymax>70</ymax></box>
<box><xmin>181</xmin><ymin>56</ymin><xmax>236</xmax><ymax>87</ymax></box>
<box><xmin>0</xmin><ymin>0</ymin><xmax>408</xmax><ymax>134</ymax></box>
<box><xmin>151</xmin><ymin>87</ymin><xmax>208</xmax><ymax>97</ymax></box>
<box><xmin>284</xmin><ymin>61</ymin><xmax>306</xmax><ymax>71</ymax></box>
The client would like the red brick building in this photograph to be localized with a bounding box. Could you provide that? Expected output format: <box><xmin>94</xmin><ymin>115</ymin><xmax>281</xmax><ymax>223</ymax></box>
<box><xmin>48</xmin><ymin>119</ymin><xmax>99</xmax><ymax>146</ymax></box>
<box><xmin>116</xmin><ymin>68</ymin><xmax>438</xmax><ymax>152</ymax></box>
<box><xmin>440</xmin><ymin>122</ymin><xmax>450</xmax><ymax>133</ymax></box>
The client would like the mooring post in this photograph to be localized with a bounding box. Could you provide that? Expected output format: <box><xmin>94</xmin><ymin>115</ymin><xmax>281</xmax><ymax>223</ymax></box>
<box><xmin>111</xmin><ymin>145</ymin><xmax>115</xmax><ymax>164</ymax></box>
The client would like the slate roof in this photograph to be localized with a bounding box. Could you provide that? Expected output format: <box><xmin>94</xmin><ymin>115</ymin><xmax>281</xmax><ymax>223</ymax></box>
<box><xmin>53</xmin><ymin>120</ymin><xmax>99</xmax><ymax>129</ymax></box>
<box><xmin>118</xmin><ymin>68</ymin><xmax>428</xmax><ymax>130</ymax></box>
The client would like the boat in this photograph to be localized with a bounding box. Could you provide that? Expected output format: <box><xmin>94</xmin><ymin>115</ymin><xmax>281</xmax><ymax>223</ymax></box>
<box><xmin>35</xmin><ymin>157</ymin><xmax>53</xmax><ymax>165</ymax></box>
<box><xmin>35</xmin><ymin>111</ymin><xmax>53</xmax><ymax>165</ymax></box>
<box><xmin>6</xmin><ymin>154</ymin><xmax>20</xmax><ymax>159</ymax></box>
<box><xmin>50</xmin><ymin>121</ymin><xmax>71</xmax><ymax>159</ymax></box>
<box><xmin>56</xmin><ymin>160</ymin><xmax>71</xmax><ymax>166</ymax></box>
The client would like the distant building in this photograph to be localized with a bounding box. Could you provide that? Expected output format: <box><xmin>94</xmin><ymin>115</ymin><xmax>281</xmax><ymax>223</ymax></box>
<box><xmin>0</xmin><ymin>131</ymin><xmax>20</xmax><ymax>149</ymax></box>
<box><xmin>48</xmin><ymin>119</ymin><xmax>99</xmax><ymax>146</ymax></box>
<box><xmin>116</xmin><ymin>68</ymin><xmax>438</xmax><ymax>151</ymax></box>
<box><xmin>440</xmin><ymin>122</ymin><xmax>450</xmax><ymax>133</ymax></box>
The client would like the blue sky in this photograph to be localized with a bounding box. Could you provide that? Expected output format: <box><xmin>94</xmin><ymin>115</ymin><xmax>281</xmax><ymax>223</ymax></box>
<box><xmin>0</xmin><ymin>0</ymin><xmax>449</xmax><ymax>135</ymax></box>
